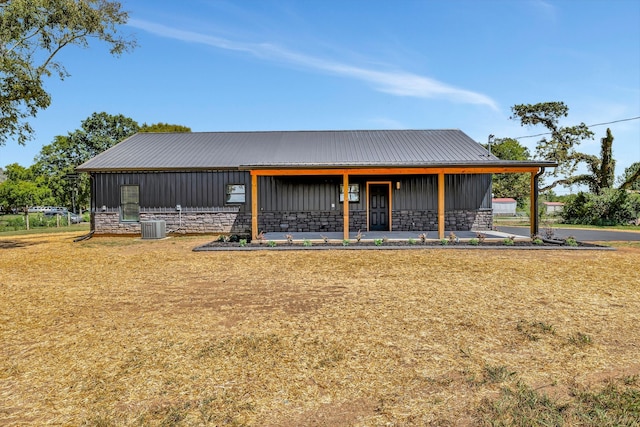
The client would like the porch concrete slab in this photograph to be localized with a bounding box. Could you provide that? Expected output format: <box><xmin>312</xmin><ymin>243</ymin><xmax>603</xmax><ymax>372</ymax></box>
<box><xmin>262</xmin><ymin>229</ymin><xmax>528</xmax><ymax>242</ymax></box>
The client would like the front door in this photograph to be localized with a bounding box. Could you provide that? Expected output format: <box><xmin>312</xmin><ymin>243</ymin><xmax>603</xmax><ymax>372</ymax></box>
<box><xmin>369</xmin><ymin>184</ymin><xmax>389</xmax><ymax>231</ymax></box>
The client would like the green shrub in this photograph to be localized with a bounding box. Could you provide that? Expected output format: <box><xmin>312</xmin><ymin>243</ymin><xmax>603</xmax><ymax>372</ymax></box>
<box><xmin>562</xmin><ymin>189</ymin><xmax>637</xmax><ymax>225</ymax></box>
<box><xmin>565</xmin><ymin>236</ymin><xmax>578</xmax><ymax>247</ymax></box>
<box><xmin>468</xmin><ymin>238</ymin><xmax>479</xmax><ymax>246</ymax></box>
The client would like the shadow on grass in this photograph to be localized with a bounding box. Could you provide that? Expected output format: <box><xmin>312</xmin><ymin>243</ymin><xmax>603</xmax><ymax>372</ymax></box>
<box><xmin>0</xmin><ymin>240</ymin><xmax>46</xmax><ymax>249</ymax></box>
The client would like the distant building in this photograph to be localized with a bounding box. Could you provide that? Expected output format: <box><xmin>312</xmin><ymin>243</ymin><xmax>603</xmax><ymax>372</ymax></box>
<box><xmin>543</xmin><ymin>201</ymin><xmax>564</xmax><ymax>215</ymax></box>
<box><xmin>492</xmin><ymin>198</ymin><xmax>517</xmax><ymax>216</ymax></box>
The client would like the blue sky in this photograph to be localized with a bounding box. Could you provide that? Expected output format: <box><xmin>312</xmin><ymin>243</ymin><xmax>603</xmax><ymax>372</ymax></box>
<box><xmin>2</xmin><ymin>0</ymin><xmax>639</xmax><ymax>193</ymax></box>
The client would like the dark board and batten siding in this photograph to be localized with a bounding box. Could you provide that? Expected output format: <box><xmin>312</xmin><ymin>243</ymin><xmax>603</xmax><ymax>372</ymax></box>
<box><xmin>259</xmin><ymin>174</ymin><xmax>491</xmax><ymax>212</ymax></box>
<box><xmin>93</xmin><ymin>171</ymin><xmax>251</xmax><ymax>211</ymax></box>
<box><xmin>92</xmin><ymin>171</ymin><xmax>491</xmax><ymax>214</ymax></box>
<box><xmin>258</xmin><ymin>176</ymin><xmax>366</xmax><ymax>212</ymax></box>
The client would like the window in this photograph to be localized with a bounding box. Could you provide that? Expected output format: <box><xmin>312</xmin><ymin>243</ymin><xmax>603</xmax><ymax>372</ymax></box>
<box><xmin>226</xmin><ymin>184</ymin><xmax>246</xmax><ymax>203</ymax></box>
<box><xmin>339</xmin><ymin>184</ymin><xmax>360</xmax><ymax>202</ymax></box>
<box><xmin>120</xmin><ymin>185</ymin><xmax>139</xmax><ymax>221</ymax></box>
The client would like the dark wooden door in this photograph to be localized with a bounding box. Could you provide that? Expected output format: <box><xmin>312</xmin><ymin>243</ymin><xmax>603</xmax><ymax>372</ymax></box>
<box><xmin>369</xmin><ymin>184</ymin><xmax>389</xmax><ymax>231</ymax></box>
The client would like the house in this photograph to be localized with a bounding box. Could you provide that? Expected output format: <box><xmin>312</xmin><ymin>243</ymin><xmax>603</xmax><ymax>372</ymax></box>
<box><xmin>492</xmin><ymin>198</ymin><xmax>517</xmax><ymax>216</ymax></box>
<box><xmin>77</xmin><ymin>129</ymin><xmax>556</xmax><ymax>239</ymax></box>
<box><xmin>543</xmin><ymin>201</ymin><xmax>565</xmax><ymax>215</ymax></box>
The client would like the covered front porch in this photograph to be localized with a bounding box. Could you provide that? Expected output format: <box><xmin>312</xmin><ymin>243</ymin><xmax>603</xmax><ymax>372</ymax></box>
<box><xmin>248</xmin><ymin>165</ymin><xmax>547</xmax><ymax>241</ymax></box>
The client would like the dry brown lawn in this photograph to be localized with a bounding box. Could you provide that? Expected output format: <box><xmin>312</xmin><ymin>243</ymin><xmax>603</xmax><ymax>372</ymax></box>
<box><xmin>0</xmin><ymin>232</ymin><xmax>639</xmax><ymax>426</ymax></box>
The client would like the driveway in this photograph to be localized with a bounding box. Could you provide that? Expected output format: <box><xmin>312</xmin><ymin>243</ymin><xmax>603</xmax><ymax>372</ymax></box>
<box><xmin>496</xmin><ymin>226</ymin><xmax>640</xmax><ymax>241</ymax></box>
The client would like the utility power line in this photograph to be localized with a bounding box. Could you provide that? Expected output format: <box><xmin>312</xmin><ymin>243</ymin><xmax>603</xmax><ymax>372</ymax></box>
<box><xmin>513</xmin><ymin>116</ymin><xmax>640</xmax><ymax>140</ymax></box>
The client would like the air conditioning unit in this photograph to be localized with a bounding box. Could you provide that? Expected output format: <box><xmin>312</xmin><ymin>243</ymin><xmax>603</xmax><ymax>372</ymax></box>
<box><xmin>141</xmin><ymin>220</ymin><xmax>166</xmax><ymax>239</ymax></box>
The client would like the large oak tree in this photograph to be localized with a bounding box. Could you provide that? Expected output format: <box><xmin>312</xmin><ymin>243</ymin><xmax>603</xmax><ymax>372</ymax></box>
<box><xmin>0</xmin><ymin>0</ymin><xmax>135</xmax><ymax>146</ymax></box>
<box><xmin>510</xmin><ymin>102</ymin><xmax>595</xmax><ymax>191</ymax></box>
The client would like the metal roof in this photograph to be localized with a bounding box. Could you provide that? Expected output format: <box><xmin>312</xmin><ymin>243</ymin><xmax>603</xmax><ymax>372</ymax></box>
<box><xmin>77</xmin><ymin>129</ymin><xmax>556</xmax><ymax>171</ymax></box>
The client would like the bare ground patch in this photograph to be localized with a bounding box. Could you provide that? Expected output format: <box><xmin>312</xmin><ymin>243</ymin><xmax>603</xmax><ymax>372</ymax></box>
<box><xmin>1</xmin><ymin>232</ymin><xmax>639</xmax><ymax>425</ymax></box>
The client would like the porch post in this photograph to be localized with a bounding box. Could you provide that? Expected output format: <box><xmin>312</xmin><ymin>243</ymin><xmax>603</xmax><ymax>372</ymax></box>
<box><xmin>251</xmin><ymin>172</ymin><xmax>258</xmax><ymax>240</ymax></box>
<box><xmin>530</xmin><ymin>168</ymin><xmax>544</xmax><ymax>237</ymax></box>
<box><xmin>438</xmin><ymin>172</ymin><xmax>445</xmax><ymax>239</ymax></box>
<box><xmin>343</xmin><ymin>172</ymin><xmax>350</xmax><ymax>241</ymax></box>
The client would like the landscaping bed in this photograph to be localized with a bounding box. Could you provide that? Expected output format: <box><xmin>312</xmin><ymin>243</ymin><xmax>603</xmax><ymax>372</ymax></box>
<box><xmin>194</xmin><ymin>236</ymin><xmax>610</xmax><ymax>251</ymax></box>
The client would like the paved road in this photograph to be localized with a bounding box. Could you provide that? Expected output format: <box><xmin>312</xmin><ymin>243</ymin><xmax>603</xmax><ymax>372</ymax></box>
<box><xmin>497</xmin><ymin>226</ymin><xmax>640</xmax><ymax>241</ymax></box>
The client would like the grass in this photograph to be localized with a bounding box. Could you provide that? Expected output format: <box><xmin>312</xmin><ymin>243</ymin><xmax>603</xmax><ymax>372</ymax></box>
<box><xmin>0</xmin><ymin>213</ymin><xmax>90</xmax><ymax>236</ymax></box>
<box><xmin>493</xmin><ymin>217</ymin><xmax>640</xmax><ymax>232</ymax></box>
<box><xmin>478</xmin><ymin>377</ymin><xmax>640</xmax><ymax>426</ymax></box>
<box><xmin>1</xmin><ymin>232</ymin><xmax>639</xmax><ymax>425</ymax></box>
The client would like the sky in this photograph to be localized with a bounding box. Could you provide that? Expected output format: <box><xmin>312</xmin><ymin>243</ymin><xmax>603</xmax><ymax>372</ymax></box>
<box><xmin>2</xmin><ymin>0</ymin><xmax>639</xmax><ymax>193</ymax></box>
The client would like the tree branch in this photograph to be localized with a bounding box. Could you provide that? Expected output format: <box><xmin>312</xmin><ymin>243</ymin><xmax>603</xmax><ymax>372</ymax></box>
<box><xmin>620</xmin><ymin>167</ymin><xmax>640</xmax><ymax>190</ymax></box>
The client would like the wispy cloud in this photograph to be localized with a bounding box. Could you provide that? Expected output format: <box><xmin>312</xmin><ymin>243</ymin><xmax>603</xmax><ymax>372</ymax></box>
<box><xmin>129</xmin><ymin>19</ymin><xmax>499</xmax><ymax>110</ymax></box>
<box><xmin>530</xmin><ymin>0</ymin><xmax>558</xmax><ymax>21</ymax></box>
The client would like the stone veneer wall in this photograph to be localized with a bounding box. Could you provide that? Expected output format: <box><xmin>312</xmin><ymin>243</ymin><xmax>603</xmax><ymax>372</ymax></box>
<box><xmin>257</xmin><ymin>210</ymin><xmax>367</xmax><ymax>233</ymax></box>
<box><xmin>92</xmin><ymin>211</ymin><xmax>251</xmax><ymax>235</ymax></box>
<box><xmin>258</xmin><ymin>209</ymin><xmax>491</xmax><ymax>233</ymax></box>
<box><xmin>93</xmin><ymin>208</ymin><xmax>491</xmax><ymax>235</ymax></box>
<box><xmin>392</xmin><ymin>209</ymin><xmax>493</xmax><ymax>231</ymax></box>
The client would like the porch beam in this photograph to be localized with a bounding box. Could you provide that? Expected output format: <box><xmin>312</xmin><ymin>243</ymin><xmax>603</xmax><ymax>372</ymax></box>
<box><xmin>343</xmin><ymin>173</ymin><xmax>349</xmax><ymax>241</ymax></box>
<box><xmin>438</xmin><ymin>172</ymin><xmax>445</xmax><ymax>239</ymax></box>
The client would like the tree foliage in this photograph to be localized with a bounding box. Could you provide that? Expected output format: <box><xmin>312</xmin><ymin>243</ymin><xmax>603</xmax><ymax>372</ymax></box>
<box><xmin>552</xmin><ymin>128</ymin><xmax>616</xmax><ymax>194</ymax></box>
<box><xmin>486</xmin><ymin>138</ymin><xmax>531</xmax><ymax>205</ymax></box>
<box><xmin>0</xmin><ymin>0</ymin><xmax>135</xmax><ymax>146</ymax></box>
<box><xmin>619</xmin><ymin>162</ymin><xmax>640</xmax><ymax>191</ymax></box>
<box><xmin>0</xmin><ymin>163</ymin><xmax>52</xmax><ymax>211</ymax></box>
<box><xmin>139</xmin><ymin>122</ymin><xmax>191</xmax><ymax>133</ymax></box>
<box><xmin>562</xmin><ymin>189</ymin><xmax>639</xmax><ymax>226</ymax></box>
<box><xmin>34</xmin><ymin>112</ymin><xmax>140</xmax><ymax>209</ymax></box>
<box><xmin>510</xmin><ymin>102</ymin><xmax>594</xmax><ymax>190</ymax></box>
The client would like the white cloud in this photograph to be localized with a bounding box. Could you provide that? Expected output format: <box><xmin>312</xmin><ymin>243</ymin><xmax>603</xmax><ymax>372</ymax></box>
<box><xmin>129</xmin><ymin>19</ymin><xmax>499</xmax><ymax>110</ymax></box>
<box><xmin>530</xmin><ymin>0</ymin><xmax>558</xmax><ymax>21</ymax></box>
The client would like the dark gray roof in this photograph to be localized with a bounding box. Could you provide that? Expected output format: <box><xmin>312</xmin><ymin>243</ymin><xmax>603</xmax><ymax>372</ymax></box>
<box><xmin>77</xmin><ymin>130</ymin><xmax>555</xmax><ymax>171</ymax></box>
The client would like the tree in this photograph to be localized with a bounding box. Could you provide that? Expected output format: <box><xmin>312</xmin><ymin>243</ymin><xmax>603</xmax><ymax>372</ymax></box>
<box><xmin>510</xmin><ymin>102</ymin><xmax>594</xmax><ymax>190</ymax></box>
<box><xmin>552</xmin><ymin>128</ymin><xmax>615</xmax><ymax>195</ymax></box>
<box><xmin>0</xmin><ymin>0</ymin><xmax>135</xmax><ymax>146</ymax></box>
<box><xmin>35</xmin><ymin>112</ymin><xmax>140</xmax><ymax>209</ymax></box>
<box><xmin>485</xmin><ymin>138</ymin><xmax>531</xmax><ymax>206</ymax></box>
<box><xmin>139</xmin><ymin>123</ymin><xmax>191</xmax><ymax>133</ymax></box>
<box><xmin>0</xmin><ymin>163</ymin><xmax>52</xmax><ymax>212</ymax></box>
<box><xmin>619</xmin><ymin>162</ymin><xmax>640</xmax><ymax>191</ymax></box>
